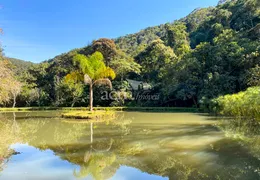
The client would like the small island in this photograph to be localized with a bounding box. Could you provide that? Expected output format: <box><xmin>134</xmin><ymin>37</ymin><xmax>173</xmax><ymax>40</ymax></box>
<box><xmin>61</xmin><ymin>110</ymin><xmax>115</xmax><ymax>120</ymax></box>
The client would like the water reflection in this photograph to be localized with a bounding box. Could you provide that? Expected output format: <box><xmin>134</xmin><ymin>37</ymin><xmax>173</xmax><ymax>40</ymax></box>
<box><xmin>217</xmin><ymin>117</ymin><xmax>260</xmax><ymax>160</ymax></box>
<box><xmin>0</xmin><ymin>112</ymin><xmax>20</xmax><ymax>172</ymax></box>
<box><xmin>0</xmin><ymin>112</ymin><xmax>259</xmax><ymax>180</ymax></box>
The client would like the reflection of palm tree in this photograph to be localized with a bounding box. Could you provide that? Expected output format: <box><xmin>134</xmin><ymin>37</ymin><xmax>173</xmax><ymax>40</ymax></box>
<box><xmin>70</xmin><ymin>122</ymin><xmax>117</xmax><ymax>180</ymax></box>
<box><xmin>90</xmin><ymin>122</ymin><xmax>93</xmax><ymax>143</ymax></box>
<box><xmin>89</xmin><ymin>122</ymin><xmax>114</xmax><ymax>153</ymax></box>
<box><xmin>11</xmin><ymin>112</ymin><xmax>20</xmax><ymax>135</ymax></box>
<box><xmin>74</xmin><ymin>152</ymin><xmax>117</xmax><ymax>180</ymax></box>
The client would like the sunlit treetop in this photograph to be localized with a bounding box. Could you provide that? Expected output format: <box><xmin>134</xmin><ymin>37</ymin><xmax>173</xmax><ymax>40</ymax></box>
<box><xmin>72</xmin><ymin>52</ymin><xmax>116</xmax><ymax>81</ymax></box>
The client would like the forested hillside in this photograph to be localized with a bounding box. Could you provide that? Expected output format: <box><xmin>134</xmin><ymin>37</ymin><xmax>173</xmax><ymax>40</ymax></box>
<box><xmin>0</xmin><ymin>0</ymin><xmax>259</xmax><ymax>108</ymax></box>
<box><xmin>6</xmin><ymin>57</ymin><xmax>34</xmax><ymax>75</ymax></box>
<box><xmin>115</xmin><ymin>7</ymin><xmax>214</xmax><ymax>56</ymax></box>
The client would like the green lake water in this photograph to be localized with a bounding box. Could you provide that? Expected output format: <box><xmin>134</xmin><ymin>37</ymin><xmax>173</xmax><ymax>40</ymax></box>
<box><xmin>0</xmin><ymin>111</ymin><xmax>259</xmax><ymax>180</ymax></box>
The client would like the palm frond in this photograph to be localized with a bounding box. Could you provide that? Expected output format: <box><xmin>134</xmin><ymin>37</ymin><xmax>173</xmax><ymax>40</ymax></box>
<box><xmin>94</xmin><ymin>67</ymin><xmax>116</xmax><ymax>80</ymax></box>
<box><xmin>73</xmin><ymin>54</ymin><xmax>95</xmax><ymax>78</ymax></box>
<box><xmin>93</xmin><ymin>78</ymin><xmax>112</xmax><ymax>89</ymax></box>
<box><xmin>89</xmin><ymin>52</ymin><xmax>105</xmax><ymax>71</ymax></box>
<box><xmin>72</xmin><ymin>52</ymin><xmax>116</xmax><ymax>87</ymax></box>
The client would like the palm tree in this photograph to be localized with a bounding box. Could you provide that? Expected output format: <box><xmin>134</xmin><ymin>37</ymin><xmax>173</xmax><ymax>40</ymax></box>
<box><xmin>72</xmin><ymin>52</ymin><xmax>116</xmax><ymax>111</ymax></box>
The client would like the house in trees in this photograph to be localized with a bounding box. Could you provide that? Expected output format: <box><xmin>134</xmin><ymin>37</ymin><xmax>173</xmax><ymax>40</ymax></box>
<box><xmin>126</xmin><ymin>79</ymin><xmax>152</xmax><ymax>91</ymax></box>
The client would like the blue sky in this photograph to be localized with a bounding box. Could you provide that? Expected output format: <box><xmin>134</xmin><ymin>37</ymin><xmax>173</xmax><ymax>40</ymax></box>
<box><xmin>0</xmin><ymin>0</ymin><xmax>219</xmax><ymax>63</ymax></box>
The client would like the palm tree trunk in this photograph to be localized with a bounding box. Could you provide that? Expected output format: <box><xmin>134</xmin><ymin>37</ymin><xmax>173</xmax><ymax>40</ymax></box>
<box><xmin>89</xmin><ymin>83</ymin><xmax>93</xmax><ymax>111</ymax></box>
<box><xmin>90</xmin><ymin>122</ymin><xmax>93</xmax><ymax>143</ymax></box>
<box><xmin>12</xmin><ymin>95</ymin><xmax>16</xmax><ymax>108</ymax></box>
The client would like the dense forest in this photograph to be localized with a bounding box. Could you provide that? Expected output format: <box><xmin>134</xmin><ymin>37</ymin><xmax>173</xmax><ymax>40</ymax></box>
<box><xmin>0</xmin><ymin>0</ymin><xmax>259</xmax><ymax>109</ymax></box>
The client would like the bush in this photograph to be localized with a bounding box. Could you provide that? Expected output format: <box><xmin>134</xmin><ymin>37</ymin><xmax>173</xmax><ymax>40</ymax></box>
<box><xmin>210</xmin><ymin>86</ymin><xmax>260</xmax><ymax>120</ymax></box>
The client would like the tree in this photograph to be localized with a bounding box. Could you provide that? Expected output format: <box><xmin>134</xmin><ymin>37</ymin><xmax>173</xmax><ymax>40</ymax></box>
<box><xmin>61</xmin><ymin>72</ymin><xmax>85</xmax><ymax>107</ymax></box>
<box><xmin>72</xmin><ymin>52</ymin><xmax>116</xmax><ymax>111</ymax></box>
<box><xmin>26</xmin><ymin>63</ymin><xmax>52</xmax><ymax>106</ymax></box>
<box><xmin>229</xmin><ymin>0</ymin><xmax>260</xmax><ymax>30</ymax></box>
<box><xmin>9</xmin><ymin>80</ymin><xmax>22</xmax><ymax>108</ymax></box>
<box><xmin>161</xmin><ymin>55</ymin><xmax>200</xmax><ymax>107</ymax></box>
<box><xmin>247</xmin><ymin>65</ymin><xmax>260</xmax><ymax>86</ymax></box>
<box><xmin>0</xmin><ymin>60</ymin><xmax>13</xmax><ymax>104</ymax></box>
<box><xmin>92</xmin><ymin>38</ymin><xmax>117</xmax><ymax>66</ymax></box>
<box><xmin>165</xmin><ymin>22</ymin><xmax>190</xmax><ymax>58</ymax></box>
<box><xmin>136</xmin><ymin>39</ymin><xmax>177</xmax><ymax>81</ymax></box>
<box><xmin>0</xmin><ymin>60</ymin><xmax>22</xmax><ymax>107</ymax></box>
<box><xmin>19</xmin><ymin>72</ymin><xmax>38</xmax><ymax>107</ymax></box>
<box><xmin>110</xmin><ymin>50</ymin><xmax>141</xmax><ymax>81</ymax></box>
<box><xmin>22</xmin><ymin>88</ymin><xmax>39</xmax><ymax>107</ymax></box>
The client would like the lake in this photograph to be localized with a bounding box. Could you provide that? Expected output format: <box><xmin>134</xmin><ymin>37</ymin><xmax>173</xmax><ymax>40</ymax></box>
<box><xmin>0</xmin><ymin>111</ymin><xmax>259</xmax><ymax>180</ymax></box>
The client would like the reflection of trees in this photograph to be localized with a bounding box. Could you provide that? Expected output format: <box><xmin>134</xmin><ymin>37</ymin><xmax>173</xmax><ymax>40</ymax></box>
<box><xmin>20</xmin><ymin>120</ymin><xmax>88</xmax><ymax>150</ymax></box>
<box><xmin>38</xmin><ymin>113</ymin><xmax>137</xmax><ymax>180</ymax></box>
<box><xmin>0</xmin><ymin>112</ymin><xmax>21</xmax><ymax>172</ymax></box>
<box><xmin>111</xmin><ymin>113</ymin><xmax>132</xmax><ymax>135</ymax></box>
<box><xmin>40</xmin><ymin>113</ymin><xmax>212</xmax><ymax>180</ymax></box>
<box><xmin>74</xmin><ymin>152</ymin><xmax>117</xmax><ymax>180</ymax></box>
<box><xmin>218</xmin><ymin>117</ymin><xmax>260</xmax><ymax>159</ymax></box>
<box><xmin>70</xmin><ymin>117</ymin><xmax>132</xmax><ymax>180</ymax></box>
<box><xmin>1</xmin><ymin>112</ymin><xmax>259</xmax><ymax>179</ymax></box>
<box><xmin>2</xmin><ymin>112</ymin><xmax>214</xmax><ymax>179</ymax></box>
<box><xmin>63</xmin><ymin>115</ymin><xmax>133</xmax><ymax>179</ymax></box>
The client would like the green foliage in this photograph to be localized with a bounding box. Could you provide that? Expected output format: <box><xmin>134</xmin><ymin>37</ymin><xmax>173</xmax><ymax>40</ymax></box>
<box><xmin>136</xmin><ymin>39</ymin><xmax>177</xmax><ymax>81</ymax></box>
<box><xmin>210</xmin><ymin>86</ymin><xmax>260</xmax><ymax>120</ymax></box>
<box><xmin>71</xmin><ymin>52</ymin><xmax>116</xmax><ymax>111</ymax></box>
<box><xmin>73</xmin><ymin>52</ymin><xmax>116</xmax><ymax>80</ymax></box>
<box><xmin>2</xmin><ymin>0</ymin><xmax>259</xmax><ymax>109</ymax></box>
<box><xmin>110</xmin><ymin>50</ymin><xmax>141</xmax><ymax>80</ymax></box>
<box><xmin>181</xmin><ymin>8</ymin><xmax>214</xmax><ymax>32</ymax></box>
<box><xmin>54</xmin><ymin>75</ymin><xmax>84</xmax><ymax>107</ymax></box>
<box><xmin>0</xmin><ymin>60</ymin><xmax>23</xmax><ymax>107</ymax></box>
<box><xmin>115</xmin><ymin>25</ymin><xmax>168</xmax><ymax>57</ymax></box>
<box><xmin>92</xmin><ymin>38</ymin><xmax>117</xmax><ymax>66</ymax></box>
<box><xmin>164</xmin><ymin>22</ymin><xmax>190</xmax><ymax>57</ymax></box>
<box><xmin>247</xmin><ymin>65</ymin><xmax>260</xmax><ymax>86</ymax></box>
<box><xmin>6</xmin><ymin>57</ymin><xmax>34</xmax><ymax>75</ymax></box>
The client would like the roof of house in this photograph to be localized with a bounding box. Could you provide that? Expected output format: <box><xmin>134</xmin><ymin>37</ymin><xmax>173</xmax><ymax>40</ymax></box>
<box><xmin>126</xmin><ymin>79</ymin><xmax>152</xmax><ymax>91</ymax></box>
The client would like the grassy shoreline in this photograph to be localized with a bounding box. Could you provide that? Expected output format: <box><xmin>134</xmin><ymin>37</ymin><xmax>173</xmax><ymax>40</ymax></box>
<box><xmin>61</xmin><ymin>110</ymin><xmax>116</xmax><ymax>120</ymax></box>
<box><xmin>0</xmin><ymin>106</ymin><xmax>201</xmax><ymax>112</ymax></box>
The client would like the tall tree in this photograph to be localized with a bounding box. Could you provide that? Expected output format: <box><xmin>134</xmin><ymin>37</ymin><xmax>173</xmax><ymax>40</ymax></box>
<box><xmin>136</xmin><ymin>39</ymin><xmax>177</xmax><ymax>81</ymax></box>
<box><xmin>165</xmin><ymin>22</ymin><xmax>190</xmax><ymax>58</ymax></box>
<box><xmin>9</xmin><ymin>80</ymin><xmax>22</xmax><ymax>108</ymax></box>
<box><xmin>59</xmin><ymin>72</ymin><xmax>85</xmax><ymax>107</ymax></box>
<box><xmin>0</xmin><ymin>60</ymin><xmax>13</xmax><ymax>104</ymax></box>
<box><xmin>110</xmin><ymin>50</ymin><xmax>141</xmax><ymax>81</ymax></box>
<box><xmin>72</xmin><ymin>52</ymin><xmax>116</xmax><ymax>111</ymax></box>
<box><xmin>92</xmin><ymin>38</ymin><xmax>117</xmax><ymax>66</ymax></box>
<box><xmin>0</xmin><ymin>60</ymin><xmax>23</xmax><ymax>107</ymax></box>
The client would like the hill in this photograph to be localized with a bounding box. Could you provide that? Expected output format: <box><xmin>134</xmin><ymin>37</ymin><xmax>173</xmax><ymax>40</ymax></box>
<box><xmin>14</xmin><ymin>0</ymin><xmax>260</xmax><ymax>108</ymax></box>
<box><xmin>7</xmin><ymin>57</ymin><xmax>35</xmax><ymax>75</ymax></box>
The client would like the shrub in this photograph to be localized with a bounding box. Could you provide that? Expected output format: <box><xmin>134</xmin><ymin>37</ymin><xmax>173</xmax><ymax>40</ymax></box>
<box><xmin>211</xmin><ymin>86</ymin><xmax>260</xmax><ymax>120</ymax></box>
